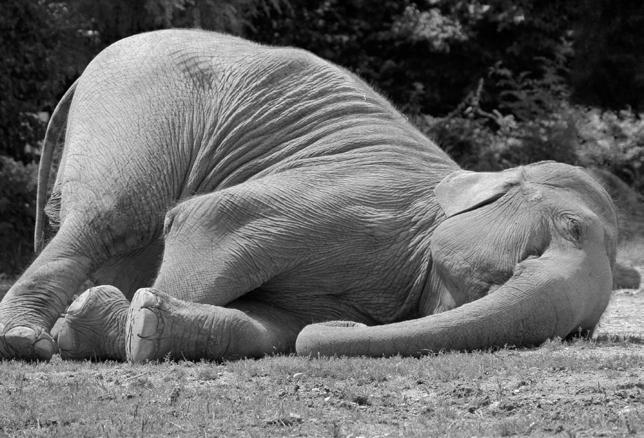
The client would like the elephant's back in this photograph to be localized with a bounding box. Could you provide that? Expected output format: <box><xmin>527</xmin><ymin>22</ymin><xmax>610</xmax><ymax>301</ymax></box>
<box><xmin>73</xmin><ymin>29</ymin><xmax>455</xmax><ymax>195</ymax></box>
<box><xmin>84</xmin><ymin>29</ymin><xmax>345</xmax><ymax>90</ymax></box>
<box><xmin>134</xmin><ymin>32</ymin><xmax>453</xmax><ymax>192</ymax></box>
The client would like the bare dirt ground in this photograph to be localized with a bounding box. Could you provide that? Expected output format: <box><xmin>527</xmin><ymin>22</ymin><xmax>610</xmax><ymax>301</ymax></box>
<box><xmin>594</xmin><ymin>286</ymin><xmax>644</xmax><ymax>343</ymax></box>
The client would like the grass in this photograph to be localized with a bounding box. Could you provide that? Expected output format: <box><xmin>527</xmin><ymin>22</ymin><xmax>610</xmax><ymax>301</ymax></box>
<box><xmin>0</xmin><ymin>340</ymin><xmax>642</xmax><ymax>437</ymax></box>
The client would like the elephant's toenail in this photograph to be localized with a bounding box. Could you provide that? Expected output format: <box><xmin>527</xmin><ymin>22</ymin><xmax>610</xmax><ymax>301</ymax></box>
<box><xmin>5</xmin><ymin>326</ymin><xmax>37</xmax><ymax>354</ymax></box>
<box><xmin>67</xmin><ymin>290</ymin><xmax>91</xmax><ymax>313</ymax></box>
<box><xmin>137</xmin><ymin>308</ymin><xmax>159</xmax><ymax>338</ymax></box>
<box><xmin>5</xmin><ymin>326</ymin><xmax>36</xmax><ymax>343</ymax></box>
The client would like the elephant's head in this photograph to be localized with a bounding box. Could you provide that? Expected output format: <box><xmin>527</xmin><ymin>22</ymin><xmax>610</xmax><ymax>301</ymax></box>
<box><xmin>296</xmin><ymin>161</ymin><xmax>618</xmax><ymax>356</ymax></box>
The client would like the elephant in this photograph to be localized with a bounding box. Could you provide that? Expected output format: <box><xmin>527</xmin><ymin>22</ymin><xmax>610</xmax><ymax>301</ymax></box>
<box><xmin>0</xmin><ymin>29</ymin><xmax>618</xmax><ymax>361</ymax></box>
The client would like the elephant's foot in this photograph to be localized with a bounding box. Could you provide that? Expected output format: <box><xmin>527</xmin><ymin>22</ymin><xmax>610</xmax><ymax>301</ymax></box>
<box><xmin>126</xmin><ymin>288</ymin><xmax>291</xmax><ymax>362</ymax></box>
<box><xmin>0</xmin><ymin>324</ymin><xmax>57</xmax><ymax>360</ymax></box>
<box><xmin>53</xmin><ymin>285</ymin><xmax>129</xmax><ymax>360</ymax></box>
<box><xmin>126</xmin><ymin>288</ymin><xmax>214</xmax><ymax>362</ymax></box>
<box><xmin>0</xmin><ymin>297</ymin><xmax>57</xmax><ymax>360</ymax></box>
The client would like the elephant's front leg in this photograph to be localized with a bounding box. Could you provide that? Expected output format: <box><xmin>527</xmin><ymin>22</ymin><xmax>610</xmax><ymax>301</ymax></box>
<box><xmin>0</xmin><ymin>228</ymin><xmax>95</xmax><ymax>360</ymax></box>
<box><xmin>126</xmin><ymin>288</ymin><xmax>302</xmax><ymax>361</ymax></box>
<box><xmin>119</xmin><ymin>180</ymin><xmax>323</xmax><ymax>361</ymax></box>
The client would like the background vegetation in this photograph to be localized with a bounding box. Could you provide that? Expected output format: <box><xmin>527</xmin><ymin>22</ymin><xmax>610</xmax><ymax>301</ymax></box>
<box><xmin>1</xmin><ymin>0</ymin><xmax>643</xmax><ymax>274</ymax></box>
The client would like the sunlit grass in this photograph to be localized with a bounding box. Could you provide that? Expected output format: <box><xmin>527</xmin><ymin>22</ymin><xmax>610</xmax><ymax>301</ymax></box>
<box><xmin>0</xmin><ymin>339</ymin><xmax>642</xmax><ymax>437</ymax></box>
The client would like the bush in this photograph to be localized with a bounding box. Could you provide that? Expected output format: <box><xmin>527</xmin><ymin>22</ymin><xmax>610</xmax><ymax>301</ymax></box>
<box><xmin>0</xmin><ymin>155</ymin><xmax>38</xmax><ymax>275</ymax></box>
<box><xmin>494</xmin><ymin>110</ymin><xmax>580</xmax><ymax>168</ymax></box>
<box><xmin>419</xmin><ymin>60</ymin><xmax>644</xmax><ymax>198</ymax></box>
<box><xmin>575</xmin><ymin>108</ymin><xmax>644</xmax><ymax>194</ymax></box>
<box><xmin>422</xmin><ymin>112</ymin><xmax>580</xmax><ymax>172</ymax></box>
<box><xmin>414</xmin><ymin>115</ymin><xmax>493</xmax><ymax>170</ymax></box>
<box><xmin>422</xmin><ymin>104</ymin><xmax>644</xmax><ymax>195</ymax></box>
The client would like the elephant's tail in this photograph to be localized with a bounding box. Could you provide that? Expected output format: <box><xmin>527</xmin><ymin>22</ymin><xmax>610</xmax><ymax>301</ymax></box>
<box><xmin>35</xmin><ymin>79</ymin><xmax>78</xmax><ymax>253</ymax></box>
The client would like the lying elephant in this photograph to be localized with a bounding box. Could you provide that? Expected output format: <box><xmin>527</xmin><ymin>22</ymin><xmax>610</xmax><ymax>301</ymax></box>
<box><xmin>0</xmin><ymin>29</ymin><xmax>618</xmax><ymax>361</ymax></box>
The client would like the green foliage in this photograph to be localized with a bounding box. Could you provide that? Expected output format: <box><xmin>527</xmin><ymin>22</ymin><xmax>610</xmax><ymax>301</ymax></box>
<box><xmin>0</xmin><ymin>0</ymin><xmax>92</xmax><ymax>161</ymax></box>
<box><xmin>494</xmin><ymin>113</ymin><xmax>579</xmax><ymax>167</ymax></box>
<box><xmin>421</xmin><ymin>112</ymin><xmax>580</xmax><ymax>173</ymax></box>
<box><xmin>422</xmin><ymin>101</ymin><xmax>644</xmax><ymax>195</ymax></box>
<box><xmin>391</xmin><ymin>5</ymin><xmax>467</xmax><ymax>51</ymax></box>
<box><xmin>0</xmin><ymin>156</ymin><xmax>38</xmax><ymax>274</ymax></box>
<box><xmin>576</xmin><ymin>108</ymin><xmax>644</xmax><ymax>193</ymax></box>
<box><xmin>418</xmin><ymin>115</ymin><xmax>500</xmax><ymax>170</ymax></box>
<box><xmin>419</xmin><ymin>59</ymin><xmax>580</xmax><ymax>172</ymax></box>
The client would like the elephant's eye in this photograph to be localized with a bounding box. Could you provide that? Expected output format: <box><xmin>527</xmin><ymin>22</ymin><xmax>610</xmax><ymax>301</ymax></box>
<box><xmin>560</xmin><ymin>214</ymin><xmax>584</xmax><ymax>243</ymax></box>
<box><xmin>568</xmin><ymin>219</ymin><xmax>582</xmax><ymax>241</ymax></box>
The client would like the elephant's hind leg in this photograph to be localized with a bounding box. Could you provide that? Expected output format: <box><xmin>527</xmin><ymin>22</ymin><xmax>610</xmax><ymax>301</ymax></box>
<box><xmin>126</xmin><ymin>288</ymin><xmax>302</xmax><ymax>362</ymax></box>
<box><xmin>53</xmin><ymin>285</ymin><xmax>129</xmax><ymax>360</ymax></box>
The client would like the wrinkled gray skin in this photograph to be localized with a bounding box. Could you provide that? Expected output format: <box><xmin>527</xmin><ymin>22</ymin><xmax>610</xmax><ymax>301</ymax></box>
<box><xmin>0</xmin><ymin>29</ymin><xmax>618</xmax><ymax>361</ymax></box>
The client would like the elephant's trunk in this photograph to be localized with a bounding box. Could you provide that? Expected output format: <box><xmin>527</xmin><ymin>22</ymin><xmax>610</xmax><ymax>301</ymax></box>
<box><xmin>295</xmin><ymin>247</ymin><xmax>612</xmax><ymax>356</ymax></box>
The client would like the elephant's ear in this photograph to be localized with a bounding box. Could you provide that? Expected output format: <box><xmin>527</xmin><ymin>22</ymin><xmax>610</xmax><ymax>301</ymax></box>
<box><xmin>435</xmin><ymin>169</ymin><xmax>523</xmax><ymax>217</ymax></box>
